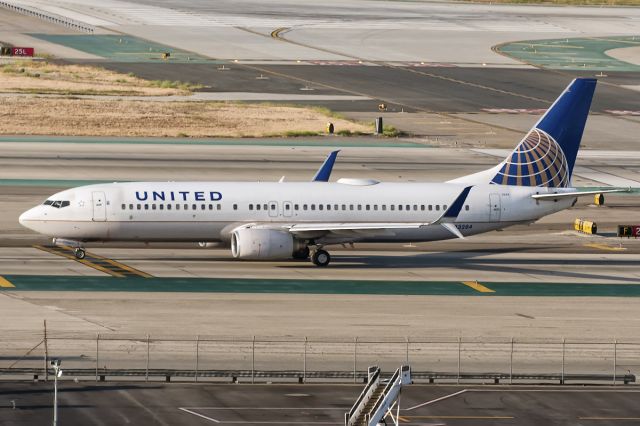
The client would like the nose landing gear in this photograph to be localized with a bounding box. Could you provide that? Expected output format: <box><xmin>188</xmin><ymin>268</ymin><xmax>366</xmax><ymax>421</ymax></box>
<box><xmin>73</xmin><ymin>248</ymin><xmax>86</xmax><ymax>259</ymax></box>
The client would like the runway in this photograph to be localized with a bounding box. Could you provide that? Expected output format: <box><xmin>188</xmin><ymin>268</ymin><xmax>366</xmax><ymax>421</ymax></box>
<box><xmin>3</xmin><ymin>383</ymin><xmax>640</xmax><ymax>426</ymax></box>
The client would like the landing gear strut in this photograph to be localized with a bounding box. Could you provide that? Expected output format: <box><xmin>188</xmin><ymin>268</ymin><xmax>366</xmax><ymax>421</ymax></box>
<box><xmin>74</xmin><ymin>248</ymin><xmax>86</xmax><ymax>259</ymax></box>
<box><xmin>311</xmin><ymin>249</ymin><xmax>330</xmax><ymax>267</ymax></box>
<box><xmin>292</xmin><ymin>246</ymin><xmax>310</xmax><ymax>260</ymax></box>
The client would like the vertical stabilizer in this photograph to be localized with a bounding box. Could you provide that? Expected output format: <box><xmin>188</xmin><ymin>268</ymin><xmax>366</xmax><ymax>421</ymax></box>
<box><xmin>450</xmin><ymin>78</ymin><xmax>597</xmax><ymax>188</ymax></box>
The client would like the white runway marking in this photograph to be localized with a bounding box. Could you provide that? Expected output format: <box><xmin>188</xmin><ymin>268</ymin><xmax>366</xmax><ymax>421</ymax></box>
<box><xmin>179</xmin><ymin>407</ymin><xmax>221</xmax><ymax>423</ymax></box>
<box><xmin>405</xmin><ymin>389</ymin><xmax>468</xmax><ymax>411</ymax></box>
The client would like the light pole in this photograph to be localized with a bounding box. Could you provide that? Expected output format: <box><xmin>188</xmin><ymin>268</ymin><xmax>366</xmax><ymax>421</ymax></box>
<box><xmin>51</xmin><ymin>359</ymin><xmax>62</xmax><ymax>426</ymax></box>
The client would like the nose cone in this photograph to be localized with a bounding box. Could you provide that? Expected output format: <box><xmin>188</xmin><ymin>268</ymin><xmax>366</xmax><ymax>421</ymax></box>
<box><xmin>19</xmin><ymin>207</ymin><xmax>38</xmax><ymax>229</ymax></box>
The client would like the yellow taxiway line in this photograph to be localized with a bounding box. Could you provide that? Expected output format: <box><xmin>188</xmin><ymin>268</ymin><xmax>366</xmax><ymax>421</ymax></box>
<box><xmin>584</xmin><ymin>243</ymin><xmax>627</xmax><ymax>252</ymax></box>
<box><xmin>0</xmin><ymin>276</ymin><xmax>15</xmax><ymax>287</ymax></box>
<box><xmin>461</xmin><ymin>280</ymin><xmax>495</xmax><ymax>293</ymax></box>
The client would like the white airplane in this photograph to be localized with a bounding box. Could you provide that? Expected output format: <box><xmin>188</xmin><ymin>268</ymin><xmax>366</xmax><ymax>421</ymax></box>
<box><xmin>19</xmin><ymin>78</ymin><xmax>626</xmax><ymax>266</ymax></box>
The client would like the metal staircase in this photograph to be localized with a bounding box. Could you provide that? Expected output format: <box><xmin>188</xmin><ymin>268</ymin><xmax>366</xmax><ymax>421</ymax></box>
<box><xmin>345</xmin><ymin>365</ymin><xmax>411</xmax><ymax>426</ymax></box>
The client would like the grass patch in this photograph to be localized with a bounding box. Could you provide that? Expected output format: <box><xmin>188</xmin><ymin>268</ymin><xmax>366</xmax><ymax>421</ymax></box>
<box><xmin>148</xmin><ymin>79</ymin><xmax>203</xmax><ymax>91</ymax></box>
<box><xmin>283</xmin><ymin>130</ymin><xmax>321</xmax><ymax>137</ymax></box>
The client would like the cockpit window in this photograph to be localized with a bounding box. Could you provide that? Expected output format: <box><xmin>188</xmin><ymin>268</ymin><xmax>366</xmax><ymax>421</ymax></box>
<box><xmin>47</xmin><ymin>200</ymin><xmax>71</xmax><ymax>208</ymax></box>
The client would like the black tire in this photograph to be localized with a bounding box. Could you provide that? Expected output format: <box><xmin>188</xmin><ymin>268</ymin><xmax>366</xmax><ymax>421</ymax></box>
<box><xmin>74</xmin><ymin>248</ymin><xmax>86</xmax><ymax>260</ymax></box>
<box><xmin>292</xmin><ymin>246</ymin><xmax>310</xmax><ymax>260</ymax></box>
<box><xmin>311</xmin><ymin>249</ymin><xmax>330</xmax><ymax>267</ymax></box>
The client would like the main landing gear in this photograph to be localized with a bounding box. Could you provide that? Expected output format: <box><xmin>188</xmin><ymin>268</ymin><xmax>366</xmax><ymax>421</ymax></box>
<box><xmin>311</xmin><ymin>249</ymin><xmax>331</xmax><ymax>267</ymax></box>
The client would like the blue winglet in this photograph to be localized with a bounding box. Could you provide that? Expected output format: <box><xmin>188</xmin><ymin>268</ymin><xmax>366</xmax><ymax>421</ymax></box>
<box><xmin>312</xmin><ymin>150</ymin><xmax>340</xmax><ymax>182</ymax></box>
<box><xmin>442</xmin><ymin>186</ymin><xmax>473</xmax><ymax>219</ymax></box>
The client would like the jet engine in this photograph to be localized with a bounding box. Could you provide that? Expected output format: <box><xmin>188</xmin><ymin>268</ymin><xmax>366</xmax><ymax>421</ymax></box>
<box><xmin>231</xmin><ymin>228</ymin><xmax>297</xmax><ymax>259</ymax></box>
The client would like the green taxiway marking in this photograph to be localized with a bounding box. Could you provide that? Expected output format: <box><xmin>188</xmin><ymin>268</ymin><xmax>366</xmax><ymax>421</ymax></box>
<box><xmin>0</xmin><ymin>136</ymin><xmax>425</xmax><ymax>148</ymax></box>
<box><xmin>496</xmin><ymin>36</ymin><xmax>640</xmax><ymax>72</ymax></box>
<box><xmin>3</xmin><ymin>276</ymin><xmax>640</xmax><ymax>296</ymax></box>
<box><xmin>29</xmin><ymin>34</ymin><xmax>214</xmax><ymax>63</ymax></box>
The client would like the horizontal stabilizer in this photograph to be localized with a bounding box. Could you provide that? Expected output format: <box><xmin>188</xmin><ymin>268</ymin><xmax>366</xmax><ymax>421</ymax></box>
<box><xmin>532</xmin><ymin>187</ymin><xmax>631</xmax><ymax>201</ymax></box>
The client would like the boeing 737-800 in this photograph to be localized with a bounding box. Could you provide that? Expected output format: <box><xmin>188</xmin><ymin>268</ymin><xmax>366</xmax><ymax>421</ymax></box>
<box><xmin>19</xmin><ymin>78</ymin><xmax>626</xmax><ymax>266</ymax></box>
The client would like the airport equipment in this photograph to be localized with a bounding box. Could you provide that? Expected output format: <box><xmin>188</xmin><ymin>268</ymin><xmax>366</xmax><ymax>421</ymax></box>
<box><xmin>618</xmin><ymin>225</ymin><xmax>640</xmax><ymax>238</ymax></box>
<box><xmin>161</xmin><ymin>52</ymin><xmax>170</xmax><ymax>60</ymax></box>
<box><xmin>375</xmin><ymin>117</ymin><xmax>383</xmax><ymax>134</ymax></box>
<box><xmin>378</xmin><ymin>103</ymin><xmax>387</xmax><ymax>111</ymax></box>
<box><xmin>594</xmin><ymin>193</ymin><xmax>604</xmax><ymax>205</ymax></box>
<box><xmin>327</xmin><ymin>122</ymin><xmax>334</xmax><ymax>134</ymax></box>
<box><xmin>345</xmin><ymin>365</ymin><xmax>411</xmax><ymax>426</ymax></box>
<box><xmin>51</xmin><ymin>359</ymin><xmax>62</xmax><ymax>426</ymax></box>
<box><xmin>575</xmin><ymin>218</ymin><xmax>597</xmax><ymax>234</ymax></box>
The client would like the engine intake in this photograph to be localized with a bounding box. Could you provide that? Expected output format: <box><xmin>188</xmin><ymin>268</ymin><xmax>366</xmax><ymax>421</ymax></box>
<box><xmin>231</xmin><ymin>228</ymin><xmax>295</xmax><ymax>260</ymax></box>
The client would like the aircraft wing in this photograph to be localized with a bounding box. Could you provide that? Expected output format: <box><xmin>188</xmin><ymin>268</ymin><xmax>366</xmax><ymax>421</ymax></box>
<box><xmin>532</xmin><ymin>187</ymin><xmax>631</xmax><ymax>201</ymax></box>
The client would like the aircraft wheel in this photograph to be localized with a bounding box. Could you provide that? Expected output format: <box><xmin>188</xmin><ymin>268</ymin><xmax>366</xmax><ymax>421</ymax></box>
<box><xmin>311</xmin><ymin>249</ymin><xmax>330</xmax><ymax>267</ymax></box>
<box><xmin>74</xmin><ymin>248</ymin><xmax>86</xmax><ymax>259</ymax></box>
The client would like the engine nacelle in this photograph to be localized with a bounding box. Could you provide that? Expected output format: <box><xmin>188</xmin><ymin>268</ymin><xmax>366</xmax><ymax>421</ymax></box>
<box><xmin>231</xmin><ymin>228</ymin><xmax>295</xmax><ymax>260</ymax></box>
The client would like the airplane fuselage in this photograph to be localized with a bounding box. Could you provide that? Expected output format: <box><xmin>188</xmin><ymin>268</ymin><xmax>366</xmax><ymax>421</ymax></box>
<box><xmin>19</xmin><ymin>181</ymin><xmax>574</xmax><ymax>244</ymax></box>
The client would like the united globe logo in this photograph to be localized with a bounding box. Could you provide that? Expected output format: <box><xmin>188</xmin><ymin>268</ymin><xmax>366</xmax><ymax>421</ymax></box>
<box><xmin>491</xmin><ymin>128</ymin><xmax>569</xmax><ymax>188</ymax></box>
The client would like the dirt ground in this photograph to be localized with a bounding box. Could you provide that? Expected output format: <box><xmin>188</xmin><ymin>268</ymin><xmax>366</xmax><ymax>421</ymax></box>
<box><xmin>0</xmin><ymin>97</ymin><xmax>371</xmax><ymax>137</ymax></box>
<box><xmin>0</xmin><ymin>60</ymin><xmax>371</xmax><ymax>137</ymax></box>
<box><xmin>1</xmin><ymin>60</ymin><xmax>188</xmax><ymax>96</ymax></box>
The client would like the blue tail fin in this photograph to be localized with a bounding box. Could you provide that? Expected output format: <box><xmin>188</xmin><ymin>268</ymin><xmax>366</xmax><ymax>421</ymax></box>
<box><xmin>491</xmin><ymin>78</ymin><xmax>597</xmax><ymax>188</ymax></box>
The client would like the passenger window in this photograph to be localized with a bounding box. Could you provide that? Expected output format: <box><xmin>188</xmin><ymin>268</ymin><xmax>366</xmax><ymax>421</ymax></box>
<box><xmin>399</xmin><ymin>205</ymin><xmax>403</xmax><ymax>211</ymax></box>
<box><xmin>413</xmin><ymin>205</ymin><xmax>417</xmax><ymax>211</ymax></box>
<box><xmin>374</xmin><ymin>205</ymin><xmax>378</xmax><ymax>211</ymax></box>
<box><xmin>334</xmin><ymin>204</ymin><xmax>338</xmax><ymax>210</ymax></box>
<box><xmin>326</xmin><ymin>204</ymin><xmax>330</xmax><ymax>211</ymax></box>
<box><xmin>391</xmin><ymin>205</ymin><xmax>395</xmax><ymax>211</ymax></box>
<box><xmin>159</xmin><ymin>204</ymin><xmax>164</xmax><ymax>210</ymax></box>
<box><xmin>349</xmin><ymin>205</ymin><xmax>354</xmax><ymax>211</ymax></box>
<box><xmin>233</xmin><ymin>204</ymin><xmax>238</xmax><ymax>210</ymax></box>
<box><xmin>443</xmin><ymin>205</ymin><xmax>447</xmax><ymax>210</ymax></box>
<box><xmin>319</xmin><ymin>204</ymin><xmax>324</xmax><ymax>211</ymax></box>
<box><xmin>294</xmin><ymin>204</ymin><xmax>299</xmax><ymax>210</ymax></box>
<box><xmin>263</xmin><ymin>204</ymin><xmax>268</xmax><ymax>210</ymax></box>
<box><xmin>256</xmin><ymin>204</ymin><xmax>261</xmax><ymax>211</ymax></box>
<box><xmin>167</xmin><ymin>204</ymin><xmax>172</xmax><ymax>210</ymax></box>
<box><xmin>436</xmin><ymin>205</ymin><xmax>440</xmax><ymax>211</ymax></box>
<box><xmin>152</xmin><ymin>204</ymin><xmax>156</xmax><ymax>210</ymax></box>
<box><xmin>249</xmin><ymin>204</ymin><xmax>253</xmax><ymax>210</ymax></box>
<box><xmin>429</xmin><ymin>205</ymin><xmax>433</xmax><ymax>211</ymax></box>
<box><xmin>184</xmin><ymin>204</ymin><xmax>188</xmax><ymax>210</ymax></box>
<box><xmin>406</xmin><ymin>205</ymin><xmax>410</xmax><ymax>211</ymax></box>
<box><xmin>129</xmin><ymin>204</ymin><xmax>133</xmax><ymax>210</ymax></box>
<box><xmin>285</xmin><ymin>204</ymin><xmax>290</xmax><ymax>210</ymax></box>
<box><xmin>209</xmin><ymin>204</ymin><xmax>213</xmax><ymax>210</ymax></box>
<box><xmin>357</xmin><ymin>205</ymin><xmax>362</xmax><ymax>211</ymax></box>
<box><xmin>366</xmin><ymin>205</ymin><xmax>370</xmax><ymax>211</ymax></box>
<box><xmin>311</xmin><ymin>204</ymin><xmax>316</xmax><ymax>210</ymax></box>
<box><xmin>382</xmin><ymin>205</ymin><xmax>386</xmax><ymax>211</ymax></box>
<box><xmin>192</xmin><ymin>204</ymin><xmax>197</xmax><ymax>210</ymax></box>
<box><xmin>145</xmin><ymin>204</ymin><xmax>149</xmax><ymax>210</ymax></box>
<box><xmin>217</xmin><ymin>204</ymin><xmax>222</xmax><ymax>211</ymax></box>
<box><xmin>176</xmin><ymin>204</ymin><xmax>180</xmax><ymax>210</ymax></box>
<box><xmin>465</xmin><ymin>205</ymin><xmax>470</xmax><ymax>211</ymax></box>
<box><xmin>270</xmin><ymin>203</ymin><xmax>276</xmax><ymax>210</ymax></box>
<box><xmin>303</xmin><ymin>204</ymin><xmax>308</xmax><ymax>211</ymax></box>
<box><xmin>121</xmin><ymin>204</ymin><xmax>126</xmax><ymax>210</ymax></box>
<box><xmin>342</xmin><ymin>204</ymin><xmax>346</xmax><ymax>210</ymax></box>
<box><xmin>200</xmin><ymin>204</ymin><xmax>205</xmax><ymax>210</ymax></box>
<box><xmin>421</xmin><ymin>205</ymin><xmax>425</xmax><ymax>211</ymax></box>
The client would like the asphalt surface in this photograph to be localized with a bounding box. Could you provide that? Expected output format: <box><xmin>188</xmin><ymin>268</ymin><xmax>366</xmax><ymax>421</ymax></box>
<box><xmin>2</xmin><ymin>383</ymin><xmax>640</xmax><ymax>426</ymax></box>
<box><xmin>96</xmin><ymin>62</ymin><xmax>640</xmax><ymax>113</ymax></box>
